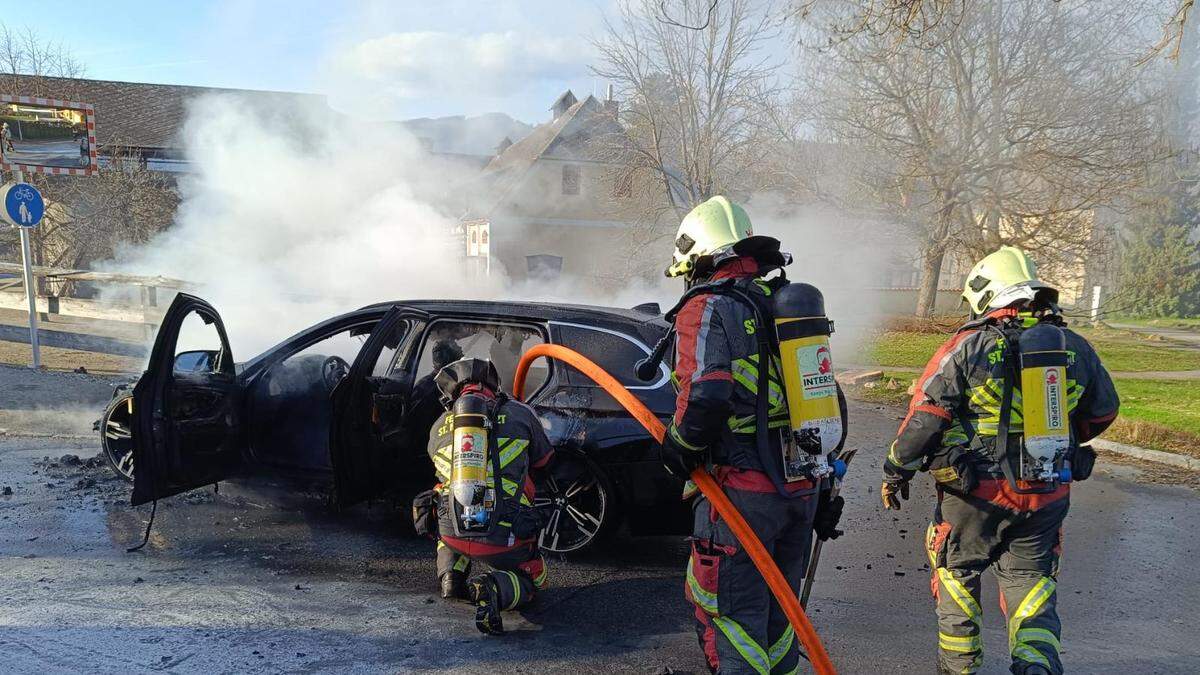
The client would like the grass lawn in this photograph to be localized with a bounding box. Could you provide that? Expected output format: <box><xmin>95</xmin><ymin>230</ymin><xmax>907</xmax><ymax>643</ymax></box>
<box><xmin>850</xmin><ymin>370</ymin><xmax>915</xmax><ymax>407</ymax></box>
<box><xmin>849</xmin><ymin>331</ymin><xmax>946</xmax><ymax>369</ymax></box>
<box><xmin>1104</xmin><ymin>379</ymin><xmax>1200</xmax><ymax>458</ymax></box>
<box><xmin>850</xmin><ymin>326</ymin><xmax>1200</xmax><ymax>372</ymax></box>
<box><xmin>0</xmin><ymin>340</ymin><xmax>142</xmax><ymax>375</ymax></box>
<box><xmin>1110</xmin><ymin>379</ymin><xmax>1200</xmax><ymax>437</ymax></box>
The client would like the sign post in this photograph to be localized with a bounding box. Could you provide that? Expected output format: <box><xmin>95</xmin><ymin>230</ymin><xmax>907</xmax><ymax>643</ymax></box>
<box><xmin>2</xmin><ymin>177</ymin><xmax>46</xmax><ymax>368</ymax></box>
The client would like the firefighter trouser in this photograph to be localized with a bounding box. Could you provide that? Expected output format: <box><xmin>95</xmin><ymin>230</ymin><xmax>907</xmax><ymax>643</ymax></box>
<box><xmin>437</xmin><ymin>538</ymin><xmax>548</xmax><ymax>611</ymax></box>
<box><xmin>926</xmin><ymin>486</ymin><xmax>1069</xmax><ymax>675</ymax></box>
<box><xmin>686</xmin><ymin>478</ymin><xmax>817</xmax><ymax>675</ymax></box>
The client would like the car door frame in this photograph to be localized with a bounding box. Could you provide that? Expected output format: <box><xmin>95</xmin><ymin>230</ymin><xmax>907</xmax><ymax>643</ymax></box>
<box><xmin>131</xmin><ymin>293</ymin><xmax>243</xmax><ymax>506</ymax></box>
<box><xmin>240</xmin><ymin>313</ymin><xmax>384</xmax><ymax>474</ymax></box>
<box><xmin>329</xmin><ymin>304</ymin><xmax>429</xmax><ymax>507</ymax></box>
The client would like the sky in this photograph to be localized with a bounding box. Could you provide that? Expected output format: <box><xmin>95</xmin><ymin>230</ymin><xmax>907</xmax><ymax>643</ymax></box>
<box><xmin>0</xmin><ymin>0</ymin><xmax>615</xmax><ymax>124</ymax></box>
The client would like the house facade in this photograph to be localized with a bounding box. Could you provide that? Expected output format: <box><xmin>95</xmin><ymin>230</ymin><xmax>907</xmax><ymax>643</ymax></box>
<box><xmin>463</xmin><ymin>90</ymin><xmax>668</xmax><ymax>286</ymax></box>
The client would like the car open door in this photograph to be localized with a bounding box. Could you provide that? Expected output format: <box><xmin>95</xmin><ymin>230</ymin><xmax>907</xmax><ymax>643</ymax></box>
<box><xmin>329</xmin><ymin>305</ymin><xmax>428</xmax><ymax>507</ymax></box>
<box><xmin>131</xmin><ymin>293</ymin><xmax>243</xmax><ymax>506</ymax></box>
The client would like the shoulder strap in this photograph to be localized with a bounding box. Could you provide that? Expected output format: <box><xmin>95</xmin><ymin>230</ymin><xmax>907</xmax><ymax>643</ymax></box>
<box><xmin>488</xmin><ymin>395</ymin><xmax>509</xmax><ymax>529</ymax></box>
<box><xmin>663</xmin><ymin>278</ymin><xmax>736</xmax><ymax>323</ymax></box>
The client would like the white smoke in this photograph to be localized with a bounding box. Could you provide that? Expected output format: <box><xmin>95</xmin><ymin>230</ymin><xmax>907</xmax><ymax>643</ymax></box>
<box><xmin>746</xmin><ymin>193</ymin><xmax>899</xmax><ymax>359</ymax></box>
<box><xmin>104</xmin><ymin>94</ymin><xmax>508</xmax><ymax>355</ymax></box>
<box><xmin>100</xmin><ymin>95</ymin><xmax>882</xmax><ymax>362</ymax></box>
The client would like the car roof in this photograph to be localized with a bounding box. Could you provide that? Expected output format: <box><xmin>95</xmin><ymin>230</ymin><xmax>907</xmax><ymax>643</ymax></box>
<box><xmin>359</xmin><ymin>299</ymin><xmax>668</xmax><ymax>327</ymax></box>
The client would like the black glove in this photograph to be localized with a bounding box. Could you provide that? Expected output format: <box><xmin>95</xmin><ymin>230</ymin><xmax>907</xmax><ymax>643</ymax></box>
<box><xmin>813</xmin><ymin>492</ymin><xmax>845</xmax><ymax>541</ymax></box>
<box><xmin>660</xmin><ymin>432</ymin><xmax>705</xmax><ymax>481</ymax></box>
<box><xmin>1071</xmin><ymin>445</ymin><xmax>1096</xmax><ymax>481</ymax></box>
<box><xmin>411</xmin><ymin>489</ymin><xmax>440</xmax><ymax>539</ymax></box>
<box><xmin>511</xmin><ymin>504</ymin><xmax>549</xmax><ymax>539</ymax></box>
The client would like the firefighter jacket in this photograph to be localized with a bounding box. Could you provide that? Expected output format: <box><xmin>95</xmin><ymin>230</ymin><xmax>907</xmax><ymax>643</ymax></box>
<box><xmin>884</xmin><ymin>309</ymin><xmax>1120</xmax><ymax>485</ymax></box>
<box><xmin>668</xmin><ymin>256</ymin><xmax>850</xmax><ymax>496</ymax></box>
<box><xmin>427</xmin><ymin>394</ymin><xmax>554</xmax><ymax>546</ymax></box>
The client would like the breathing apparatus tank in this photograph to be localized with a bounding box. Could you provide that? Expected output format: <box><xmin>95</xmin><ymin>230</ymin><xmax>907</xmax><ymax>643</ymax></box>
<box><xmin>436</xmin><ymin>358</ymin><xmax>503</xmax><ymax>535</ymax></box>
<box><xmin>773</xmin><ymin>283</ymin><xmax>844</xmax><ymax>481</ymax></box>
<box><xmin>1016</xmin><ymin>322</ymin><xmax>1072</xmax><ymax>487</ymax></box>
<box><xmin>448</xmin><ymin>392</ymin><xmax>496</xmax><ymax>533</ymax></box>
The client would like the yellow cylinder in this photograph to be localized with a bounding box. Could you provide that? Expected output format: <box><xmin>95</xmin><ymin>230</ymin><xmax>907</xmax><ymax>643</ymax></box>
<box><xmin>1018</xmin><ymin>323</ymin><xmax>1071</xmax><ymax>472</ymax></box>
<box><xmin>448</xmin><ymin>397</ymin><xmax>490</xmax><ymax>513</ymax></box>
<box><xmin>777</xmin><ymin>328</ymin><xmax>842</xmax><ymax>454</ymax></box>
<box><xmin>450</xmin><ymin>423</ymin><xmax>488</xmax><ymax>505</ymax></box>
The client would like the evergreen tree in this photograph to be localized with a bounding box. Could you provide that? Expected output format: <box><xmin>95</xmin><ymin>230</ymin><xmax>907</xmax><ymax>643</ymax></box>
<box><xmin>1120</xmin><ymin>182</ymin><xmax>1200</xmax><ymax>317</ymax></box>
<box><xmin>1118</xmin><ymin>13</ymin><xmax>1200</xmax><ymax>318</ymax></box>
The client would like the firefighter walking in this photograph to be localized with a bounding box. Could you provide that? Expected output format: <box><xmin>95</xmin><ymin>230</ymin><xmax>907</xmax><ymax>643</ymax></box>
<box><xmin>412</xmin><ymin>358</ymin><xmax>554</xmax><ymax>635</ymax></box>
<box><xmin>881</xmin><ymin>246</ymin><xmax>1119</xmax><ymax>674</ymax></box>
<box><xmin>659</xmin><ymin>196</ymin><xmax>848</xmax><ymax>674</ymax></box>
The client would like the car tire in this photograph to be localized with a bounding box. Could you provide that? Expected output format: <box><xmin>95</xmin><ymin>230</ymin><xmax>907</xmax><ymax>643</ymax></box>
<box><xmin>534</xmin><ymin>448</ymin><xmax>617</xmax><ymax>555</ymax></box>
<box><xmin>100</xmin><ymin>391</ymin><xmax>135</xmax><ymax>482</ymax></box>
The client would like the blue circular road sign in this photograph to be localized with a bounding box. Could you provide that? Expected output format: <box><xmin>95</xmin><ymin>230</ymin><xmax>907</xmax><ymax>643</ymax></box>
<box><xmin>5</xmin><ymin>182</ymin><xmax>44</xmax><ymax>227</ymax></box>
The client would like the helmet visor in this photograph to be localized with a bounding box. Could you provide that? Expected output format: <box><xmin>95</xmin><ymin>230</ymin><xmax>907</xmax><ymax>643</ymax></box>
<box><xmin>988</xmin><ymin>280</ymin><xmax>1059</xmax><ymax>310</ymax></box>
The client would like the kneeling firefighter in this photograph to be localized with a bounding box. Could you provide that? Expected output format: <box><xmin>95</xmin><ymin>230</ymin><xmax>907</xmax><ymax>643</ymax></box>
<box><xmin>655</xmin><ymin>196</ymin><xmax>849</xmax><ymax>675</ymax></box>
<box><xmin>881</xmin><ymin>246</ymin><xmax>1119</xmax><ymax>675</ymax></box>
<box><xmin>411</xmin><ymin>358</ymin><xmax>554</xmax><ymax>635</ymax></box>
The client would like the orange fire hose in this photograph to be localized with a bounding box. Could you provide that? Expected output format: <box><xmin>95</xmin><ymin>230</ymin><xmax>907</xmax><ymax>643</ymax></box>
<box><xmin>513</xmin><ymin>343</ymin><xmax>837</xmax><ymax>674</ymax></box>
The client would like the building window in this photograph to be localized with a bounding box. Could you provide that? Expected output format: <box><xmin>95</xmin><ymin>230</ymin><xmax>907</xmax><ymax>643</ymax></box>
<box><xmin>562</xmin><ymin>164</ymin><xmax>580</xmax><ymax>195</ymax></box>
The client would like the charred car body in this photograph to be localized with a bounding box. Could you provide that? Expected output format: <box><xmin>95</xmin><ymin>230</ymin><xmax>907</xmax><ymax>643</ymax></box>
<box><xmin>99</xmin><ymin>294</ymin><xmax>685</xmax><ymax>553</ymax></box>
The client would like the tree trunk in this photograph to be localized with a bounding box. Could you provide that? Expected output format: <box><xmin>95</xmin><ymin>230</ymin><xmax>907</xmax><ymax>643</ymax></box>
<box><xmin>915</xmin><ymin>248</ymin><xmax>946</xmax><ymax>317</ymax></box>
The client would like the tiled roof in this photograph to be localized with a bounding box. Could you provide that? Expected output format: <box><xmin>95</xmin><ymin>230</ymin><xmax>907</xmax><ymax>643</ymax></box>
<box><xmin>2</xmin><ymin>74</ymin><xmax>326</xmax><ymax>150</ymax></box>
<box><xmin>471</xmin><ymin>94</ymin><xmax>625</xmax><ymax>215</ymax></box>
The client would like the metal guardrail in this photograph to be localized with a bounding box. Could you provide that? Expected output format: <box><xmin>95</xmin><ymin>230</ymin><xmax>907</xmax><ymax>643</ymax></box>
<box><xmin>0</xmin><ymin>261</ymin><xmax>189</xmax><ymax>344</ymax></box>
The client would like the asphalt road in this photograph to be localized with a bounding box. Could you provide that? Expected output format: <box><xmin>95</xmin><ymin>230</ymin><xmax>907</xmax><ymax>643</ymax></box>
<box><xmin>0</xmin><ymin>401</ymin><xmax>1196</xmax><ymax>674</ymax></box>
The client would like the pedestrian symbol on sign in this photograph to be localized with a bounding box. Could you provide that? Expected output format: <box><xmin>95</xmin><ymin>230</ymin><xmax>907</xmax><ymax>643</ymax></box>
<box><xmin>2</xmin><ymin>181</ymin><xmax>45</xmax><ymax>228</ymax></box>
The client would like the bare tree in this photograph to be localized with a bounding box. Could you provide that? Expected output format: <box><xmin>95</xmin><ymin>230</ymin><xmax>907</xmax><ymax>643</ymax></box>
<box><xmin>789</xmin><ymin>0</ymin><xmax>1200</xmax><ymax>70</ymax></box>
<box><xmin>0</xmin><ymin>24</ymin><xmax>84</xmax><ymax>97</ymax></box>
<box><xmin>1144</xmin><ymin>0</ymin><xmax>1195</xmax><ymax>62</ymax></box>
<box><xmin>808</xmin><ymin>0</ymin><xmax>1165</xmax><ymax>315</ymax></box>
<box><xmin>591</xmin><ymin>0</ymin><xmax>784</xmax><ymax>215</ymax></box>
<box><xmin>35</xmin><ymin>149</ymin><xmax>178</xmax><ymax>286</ymax></box>
<box><xmin>789</xmin><ymin>0</ymin><xmax>968</xmax><ymax>46</ymax></box>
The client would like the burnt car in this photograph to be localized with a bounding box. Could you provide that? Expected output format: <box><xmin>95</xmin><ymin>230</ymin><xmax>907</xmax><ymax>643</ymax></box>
<box><xmin>98</xmin><ymin>293</ymin><xmax>685</xmax><ymax>553</ymax></box>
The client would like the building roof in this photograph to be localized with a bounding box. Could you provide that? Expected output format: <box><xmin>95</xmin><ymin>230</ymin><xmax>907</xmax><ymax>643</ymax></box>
<box><xmin>2</xmin><ymin>74</ymin><xmax>326</xmax><ymax>150</ymax></box>
<box><xmin>470</xmin><ymin>92</ymin><xmax>626</xmax><ymax>216</ymax></box>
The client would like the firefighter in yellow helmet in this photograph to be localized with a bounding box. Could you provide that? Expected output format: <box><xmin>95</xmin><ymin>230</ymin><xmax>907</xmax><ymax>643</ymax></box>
<box><xmin>660</xmin><ymin>196</ymin><xmax>849</xmax><ymax>674</ymax></box>
<box><xmin>881</xmin><ymin>246</ymin><xmax>1120</xmax><ymax>674</ymax></box>
<box><xmin>411</xmin><ymin>358</ymin><xmax>554</xmax><ymax>635</ymax></box>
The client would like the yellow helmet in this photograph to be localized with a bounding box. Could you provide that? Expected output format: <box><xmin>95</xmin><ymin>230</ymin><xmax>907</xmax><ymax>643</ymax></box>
<box><xmin>666</xmin><ymin>196</ymin><xmax>788</xmax><ymax>278</ymax></box>
<box><xmin>962</xmin><ymin>245</ymin><xmax>1059</xmax><ymax>315</ymax></box>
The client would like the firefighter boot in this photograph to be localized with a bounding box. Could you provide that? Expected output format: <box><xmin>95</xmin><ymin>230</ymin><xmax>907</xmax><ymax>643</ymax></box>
<box><xmin>468</xmin><ymin>574</ymin><xmax>504</xmax><ymax>635</ymax></box>
<box><xmin>440</xmin><ymin>570</ymin><xmax>467</xmax><ymax>601</ymax></box>
<box><xmin>1014</xmin><ymin>664</ymin><xmax>1053</xmax><ymax>675</ymax></box>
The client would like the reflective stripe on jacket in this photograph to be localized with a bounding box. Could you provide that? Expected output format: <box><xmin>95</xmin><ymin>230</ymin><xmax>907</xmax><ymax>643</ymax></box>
<box><xmin>669</xmin><ymin>258</ymin><xmax>787</xmax><ymax>473</ymax></box>
<box><xmin>885</xmin><ymin>310</ymin><xmax>1120</xmax><ymax>483</ymax></box>
<box><xmin>428</xmin><ymin>397</ymin><xmax>554</xmax><ymax>544</ymax></box>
